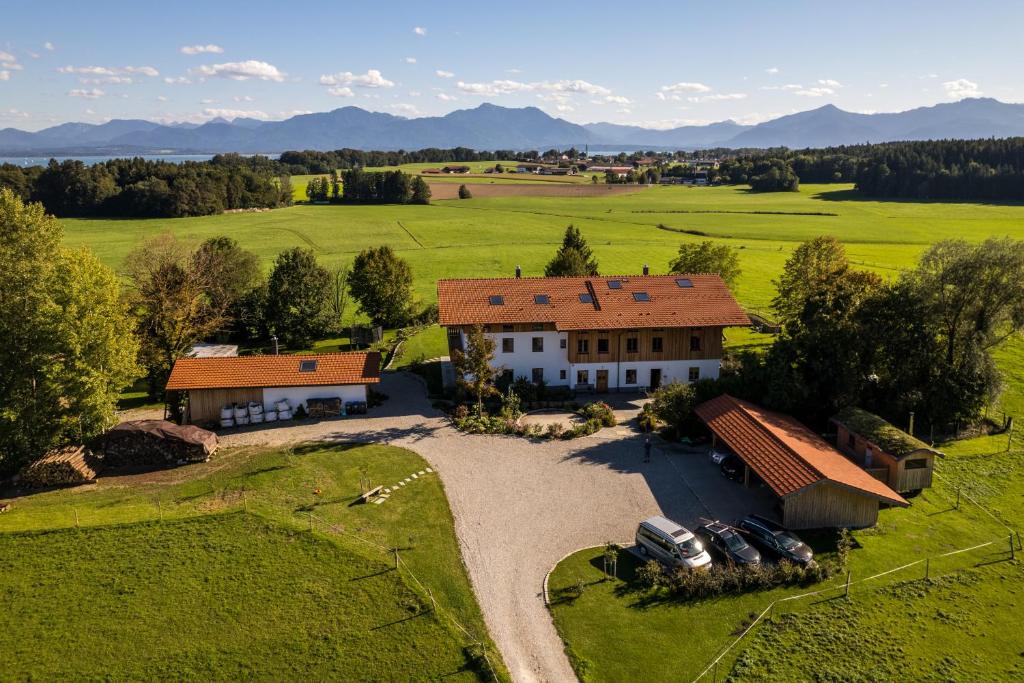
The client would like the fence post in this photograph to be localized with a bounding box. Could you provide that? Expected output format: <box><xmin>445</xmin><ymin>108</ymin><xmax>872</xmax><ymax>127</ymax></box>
<box><xmin>158</xmin><ymin>499</ymin><xmax>163</xmax><ymax>522</ymax></box>
<box><xmin>394</xmin><ymin>548</ymin><xmax>399</xmax><ymax>570</ymax></box>
<box><xmin>1008</xmin><ymin>417</ymin><xmax>1015</xmax><ymax>452</ymax></box>
<box><xmin>74</xmin><ymin>508</ymin><xmax>80</xmax><ymax>528</ymax></box>
<box><xmin>925</xmin><ymin>557</ymin><xmax>930</xmax><ymax>581</ymax></box>
<box><xmin>845</xmin><ymin>570</ymin><xmax>851</xmax><ymax>599</ymax></box>
<box><xmin>956</xmin><ymin>487</ymin><xmax>961</xmax><ymax>510</ymax></box>
<box><xmin>308</xmin><ymin>512</ymin><xmax>313</xmax><ymax>531</ymax></box>
<box><xmin>1011</xmin><ymin>534</ymin><xmax>1016</xmax><ymax>561</ymax></box>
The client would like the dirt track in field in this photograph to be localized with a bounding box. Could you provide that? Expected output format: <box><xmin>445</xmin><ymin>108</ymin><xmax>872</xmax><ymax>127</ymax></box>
<box><xmin>427</xmin><ymin>182</ymin><xmax>648</xmax><ymax>200</ymax></box>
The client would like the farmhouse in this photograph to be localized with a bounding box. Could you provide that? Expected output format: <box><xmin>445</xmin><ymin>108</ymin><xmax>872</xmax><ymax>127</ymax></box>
<box><xmin>831</xmin><ymin>407</ymin><xmax>939</xmax><ymax>494</ymax></box>
<box><xmin>437</xmin><ymin>272</ymin><xmax>749</xmax><ymax>392</ymax></box>
<box><xmin>539</xmin><ymin>166</ymin><xmax>578</xmax><ymax>176</ymax></box>
<box><xmin>695</xmin><ymin>394</ymin><xmax>908</xmax><ymax>529</ymax></box>
<box><xmin>166</xmin><ymin>352</ymin><xmax>381</xmax><ymax>425</ymax></box>
<box><xmin>442</xmin><ymin>165</ymin><xmax>471</xmax><ymax>174</ymax></box>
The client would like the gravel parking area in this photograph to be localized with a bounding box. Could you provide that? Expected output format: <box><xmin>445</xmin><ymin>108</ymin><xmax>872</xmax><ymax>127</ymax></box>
<box><xmin>216</xmin><ymin>373</ymin><xmax>771</xmax><ymax>683</ymax></box>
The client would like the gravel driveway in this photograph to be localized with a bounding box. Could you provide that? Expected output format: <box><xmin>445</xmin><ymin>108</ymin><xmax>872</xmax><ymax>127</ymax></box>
<box><xmin>218</xmin><ymin>373</ymin><xmax>769</xmax><ymax>683</ymax></box>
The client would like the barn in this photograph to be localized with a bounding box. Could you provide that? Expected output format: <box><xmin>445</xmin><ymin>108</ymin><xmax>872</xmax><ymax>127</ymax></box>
<box><xmin>695</xmin><ymin>394</ymin><xmax>908</xmax><ymax>529</ymax></box>
<box><xmin>831</xmin><ymin>407</ymin><xmax>939</xmax><ymax>494</ymax></box>
<box><xmin>166</xmin><ymin>352</ymin><xmax>381</xmax><ymax>426</ymax></box>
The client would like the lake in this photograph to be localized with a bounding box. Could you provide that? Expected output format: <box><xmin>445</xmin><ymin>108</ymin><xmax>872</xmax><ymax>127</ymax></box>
<box><xmin>0</xmin><ymin>154</ymin><xmax>218</xmax><ymax>167</ymax></box>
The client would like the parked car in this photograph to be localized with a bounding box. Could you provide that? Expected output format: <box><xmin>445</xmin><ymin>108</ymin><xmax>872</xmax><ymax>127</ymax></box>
<box><xmin>697</xmin><ymin>521</ymin><xmax>761</xmax><ymax>566</ymax></box>
<box><xmin>738</xmin><ymin>514</ymin><xmax>814</xmax><ymax>565</ymax></box>
<box><xmin>635</xmin><ymin>516</ymin><xmax>712</xmax><ymax>570</ymax></box>
<box><xmin>709</xmin><ymin>449</ymin><xmax>729</xmax><ymax>465</ymax></box>
<box><xmin>720</xmin><ymin>454</ymin><xmax>743</xmax><ymax>481</ymax></box>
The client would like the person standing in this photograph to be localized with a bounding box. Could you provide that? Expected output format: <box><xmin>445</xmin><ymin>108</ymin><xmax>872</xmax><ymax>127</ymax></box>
<box><xmin>643</xmin><ymin>436</ymin><xmax>652</xmax><ymax>463</ymax></box>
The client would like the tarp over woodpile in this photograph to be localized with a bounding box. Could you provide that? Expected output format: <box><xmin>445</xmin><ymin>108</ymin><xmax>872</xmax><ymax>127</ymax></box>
<box><xmin>103</xmin><ymin>420</ymin><xmax>218</xmax><ymax>468</ymax></box>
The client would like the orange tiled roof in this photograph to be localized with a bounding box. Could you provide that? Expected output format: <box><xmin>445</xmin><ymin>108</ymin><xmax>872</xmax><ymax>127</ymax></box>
<box><xmin>695</xmin><ymin>394</ymin><xmax>908</xmax><ymax>506</ymax></box>
<box><xmin>436</xmin><ymin>274</ymin><xmax>749</xmax><ymax>330</ymax></box>
<box><xmin>166</xmin><ymin>352</ymin><xmax>381</xmax><ymax>391</ymax></box>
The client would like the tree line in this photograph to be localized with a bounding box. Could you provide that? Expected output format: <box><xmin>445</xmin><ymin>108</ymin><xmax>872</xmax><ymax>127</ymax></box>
<box><xmin>279</xmin><ymin>147</ymin><xmax>547</xmax><ymax>175</ymax></box>
<box><xmin>0</xmin><ymin>153</ymin><xmax>292</xmax><ymax>218</ymax></box>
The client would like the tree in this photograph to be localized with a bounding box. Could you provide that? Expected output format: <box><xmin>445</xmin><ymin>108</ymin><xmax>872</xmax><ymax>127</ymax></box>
<box><xmin>772</xmin><ymin>236</ymin><xmax>849</xmax><ymax>326</ymax></box>
<box><xmin>194</xmin><ymin>236</ymin><xmax>262</xmax><ymax>314</ymax></box>
<box><xmin>264</xmin><ymin>247</ymin><xmax>332</xmax><ymax>348</ymax></box>
<box><xmin>452</xmin><ymin>326</ymin><xmax>498</xmax><ymax>412</ymax></box>
<box><xmin>126</xmin><ymin>234</ymin><xmax>229</xmax><ymax>397</ymax></box>
<box><xmin>458</xmin><ymin>184</ymin><xmax>473</xmax><ymax>199</ymax></box>
<box><xmin>668</xmin><ymin>241</ymin><xmax>741</xmax><ymax>289</ymax></box>
<box><xmin>0</xmin><ymin>189</ymin><xmax>139</xmax><ymax>475</ymax></box>
<box><xmin>327</xmin><ymin>263</ymin><xmax>352</xmax><ymax>332</ymax></box>
<box><xmin>649</xmin><ymin>382</ymin><xmax>698</xmax><ymax>436</ymax></box>
<box><xmin>410</xmin><ymin>175</ymin><xmax>432</xmax><ymax>204</ymax></box>
<box><xmin>545</xmin><ymin>225</ymin><xmax>599</xmax><ymax>276</ymax></box>
<box><xmin>349</xmin><ymin>245</ymin><xmax>415</xmax><ymax>327</ymax></box>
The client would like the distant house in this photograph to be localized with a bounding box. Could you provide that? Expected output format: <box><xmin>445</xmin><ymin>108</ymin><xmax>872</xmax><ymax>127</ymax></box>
<box><xmin>586</xmin><ymin>165</ymin><xmax>632</xmax><ymax>179</ymax></box>
<box><xmin>539</xmin><ymin>166</ymin><xmax>577</xmax><ymax>176</ymax></box>
<box><xmin>695</xmin><ymin>395</ymin><xmax>909</xmax><ymax>529</ymax></box>
<box><xmin>831</xmin><ymin>407</ymin><xmax>940</xmax><ymax>494</ymax></box>
<box><xmin>516</xmin><ymin>163</ymin><xmax>542</xmax><ymax>174</ymax></box>
<box><xmin>165</xmin><ymin>352</ymin><xmax>381</xmax><ymax>425</ymax></box>
<box><xmin>442</xmin><ymin>165</ymin><xmax>471</xmax><ymax>174</ymax></box>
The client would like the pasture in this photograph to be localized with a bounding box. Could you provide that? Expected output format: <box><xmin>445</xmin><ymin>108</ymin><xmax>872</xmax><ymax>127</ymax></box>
<box><xmin>0</xmin><ymin>443</ymin><xmax>504</xmax><ymax>681</ymax></box>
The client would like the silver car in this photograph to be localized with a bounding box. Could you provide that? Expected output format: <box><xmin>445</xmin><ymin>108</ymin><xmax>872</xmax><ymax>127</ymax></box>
<box><xmin>635</xmin><ymin>515</ymin><xmax>712</xmax><ymax>570</ymax></box>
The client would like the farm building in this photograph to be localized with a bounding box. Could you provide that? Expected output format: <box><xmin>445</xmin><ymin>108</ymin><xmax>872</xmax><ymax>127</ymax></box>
<box><xmin>165</xmin><ymin>352</ymin><xmax>381</xmax><ymax>425</ymax></box>
<box><xmin>695</xmin><ymin>395</ymin><xmax>908</xmax><ymax>529</ymax></box>
<box><xmin>442</xmin><ymin>165</ymin><xmax>471</xmax><ymax>174</ymax></box>
<box><xmin>539</xmin><ymin>167</ymin><xmax>577</xmax><ymax>176</ymax></box>
<box><xmin>831</xmin><ymin>407</ymin><xmax>939</xmax><ymax>494</ymax></box>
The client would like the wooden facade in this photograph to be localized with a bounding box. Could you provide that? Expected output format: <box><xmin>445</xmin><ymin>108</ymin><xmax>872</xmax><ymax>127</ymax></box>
<box><xmin>566</xmin><ymin>326</ymin><xmax>723</xmax><ymax>364</ymax></box>
<box><xmin>835</xmin><ymin>422</ymin><xmax>935</xmax><ymax>493</ymax></box>
<box><xmin>783</xmin><ymin>482</ymin><xmax>880</xmax><ymax>530</ymax></box>
<box><xmin>187</xmin><ymin>387</ymin><xmax>263</xmax><ymax>424</ymax></box>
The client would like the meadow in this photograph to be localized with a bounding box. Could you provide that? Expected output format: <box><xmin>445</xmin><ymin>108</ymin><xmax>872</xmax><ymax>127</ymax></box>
<box><xmin>0</xmin><ymin>443</ymin><xmax>506</xmax><ymax>681</ymax></box>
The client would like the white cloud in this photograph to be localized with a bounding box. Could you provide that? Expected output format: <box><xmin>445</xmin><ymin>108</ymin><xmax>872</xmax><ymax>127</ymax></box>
<box><xmin>660</xmin><ymin>82</ymin><xmax>712</xmax><ymax>94</ymax></box>
<box><xmin>0</xmin><ymin>71</ymin><xmax>9</xmax><ymax>81</ymax></box>
<box><xmin>389</xmin><ymin>103</ymin><xmax>421</xmax><ymax>116</ymax></box>
<box><xmin>58</xmin><ymin>64</ymin><xmax>158</xmax><ymax>77</ymax></box>
<box><xmin>181</xmin><ymin>44</ymin><xmax>224</xmax><ymax>55</ymax></box>
<box><xmin>879</xmin><ymin>83</ymin><xmax>889</xmax><ymax>88</ymax></box>
<box><xmin>233</xmin><ymin>95</ymin><xmax>254</xmax><ymax>102</ymax></box>
<box><xmin>734</xmin><ymin>111</ymin><xmax>782</xmax><ymax>125</ymax></box>
<box><xmin>435</xmin><ymin>69</ymin><xmax>454</xmax><ymax>78</ymax></box>
<box><xmin>943</xmin><ymin>78</ymin><xmax>982</xmax><ymax>98</ymax></box>
<box><xmin>68</xmin><ymin>88</ymin><xmax>104</xmax><ymax>98</ymax></box>
<box><xmin>541</xmin><ymin>79</ymin><xmax>612</xmax><ymax>96</ymax></box>
<box><xmin>279</xmin><ymin>109</ymin><xmax>312</xmax><ymax>118</ymax></box>
<box><xmin>156</xmin><ymin>95</ymin><xmax>168</xmax><ymax>102</ymax></box>
<box><xmin>0</xmin><ymin>51</ymin><xmax>22</xmax><ymax>71</ymax></box>
<box><xmin>456</xmin><ymin>78</ymin><xmax>615</xmax><ymax>99</ymax></box>
<box><xmin>506</xmin><ymin>68</ymin><xmax>522</xmax><ymax>74</ymax></box>
<box><xmin>408</xmin><ymin>90</ymin><xmax>421</xmax><ymax>97</ymax></box>
<box><xmin>327</xmin><ymin>86</ymin><xmax>354</xmax><ymax>97</ymax></box>
<box><xmin>793</xmin><ymin>87</ymin><xmax>835</xmax><ymax>97</ymax></box>
<box><xmin>555</xmin><ymin>104</ymin><xmax>574</xmax><ymax>112</ymax></box>
<box><xmin>200</xmin><ymin>98</ymin><xmax>216</xmax><ymax>104</ymax></box>
<box><xmin>43</xmin><ymin>42</ymin><xmax>55</xmax><ymax>51</ymax></box>
<box><xmin>164</xmin><ymin>76</ymin><xmax>191</xmax><ymax>84</ymax></box>
<box><xmin>319</xmin><ymin>69</ymin><xmax>394</xmax><ymax>88</ymax></box>
<box><xmin>436</xmin><ymin>92</ymin><xmax>457</xmax><ymax>101</ymax></box>
<box><xmin>203</xmin><ymin>108</ymin><xmax>271</xmax><ymax>120</ymax></box>
<box><xmin>765</xmin><ymin>67</ymin><xmax>779</xmax><ymax>74</ymax></box>
<box><xmin>456</xmin><ymin>79</ymin><xmax>531</xmax><ymax>96</ymax></box>
<box><xmin>404</xmin><ymin>56</ymin><xmax>417</xmax><ymax>64</ymax></box>
<box><xmin>688</xmin><ymin>92</ymin><xmax>747</xmax><ymax>103</ymax></box>
<box><xmin>604</xmin><ymin>95</ymin><xmax>631</xmax><ymax>105</ymax></box>
<box><xmin>817</xmin><ymin>79</ymin><xmax>842</xmax><ymax>88</ymax></box>
<box><xmin>80</xmin><ymin>76</ymin><xmax>134</xmax><ymax>85</ymax></box>
<box><xmin>193</xmin><ymin>60</ymin><xmax>285</xmax><ymax>81</ymax></box>
<box><xmin>413</xmin><ymin>26</ymin><xmax>426</xmax><ymax>35</ymax></box>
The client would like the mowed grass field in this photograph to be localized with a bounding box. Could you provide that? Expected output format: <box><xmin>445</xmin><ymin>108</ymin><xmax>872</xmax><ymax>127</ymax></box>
<box><xmin>0</xmin><ymin>443</ymin><xmax>505</xmax><ymax>681</ymax></box>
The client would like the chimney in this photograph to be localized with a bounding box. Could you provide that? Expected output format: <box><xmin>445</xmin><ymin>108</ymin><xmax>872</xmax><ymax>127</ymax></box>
<box><xmin>642</xmin><ymin>263</ymin><xmax>649</xmax><ymax>276</ymax></box>
<box><xmin>515</xmin><ymin>265</ymin><xmax>522</xmax><ymax>279</ymax></box>
<box><xmin>908</xmin><ymin>411</ymin><xmax>915</xmax><ymax>436</ymax></box>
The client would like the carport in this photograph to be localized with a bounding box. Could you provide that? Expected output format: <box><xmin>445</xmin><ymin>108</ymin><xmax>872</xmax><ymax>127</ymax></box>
<box><xmin>694</xmin><ymin>394</ymin><xmax>908</xmax><ymax>529</ymax></box>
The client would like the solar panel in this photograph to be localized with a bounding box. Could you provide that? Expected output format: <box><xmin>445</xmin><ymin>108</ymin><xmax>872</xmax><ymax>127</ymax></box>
<box><xmin>534</xmin><ymin>294</ymin><xmax>550</xmax><ymax>304</ymax></box>
<box><xmin>676</xmin><ymin>278</ymin><xmax>693</xmax><ymax>288</ymax></box>
<box><xmin>299</xmin><ymin>360</ymin><xmax>318</xmax><ymax>372</ymax></box>
<box><xmin>579</xmin><ymin>293</ymin><xmax>593</xmax><ymax>304</ymax></box>
<box><xmin>607</xmin><ymin>280</ymin><xmax>622</xmax><ymax>289</ymax></box>
<box><xmin>633</xmin><ymin>292</ymin><xmax>650</xmax><ymax>302</ymax></box>
<box><xmin>489</xmin><ymin>295</ymin><xmax>504</xmax><ymax>305</ymax></box>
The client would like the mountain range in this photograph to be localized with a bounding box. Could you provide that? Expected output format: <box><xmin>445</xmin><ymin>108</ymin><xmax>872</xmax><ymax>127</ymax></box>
<box><xmin>2</xmin><ymin>98</ymin><xmax>1024</xmax><ymax>156</ymax></box>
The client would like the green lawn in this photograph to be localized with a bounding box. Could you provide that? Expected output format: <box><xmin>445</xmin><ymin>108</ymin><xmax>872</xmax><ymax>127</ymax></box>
<box><xmin>0</xmin><ymin>443</ymin><xmax>507</xmax><ymax>682</ymax></box>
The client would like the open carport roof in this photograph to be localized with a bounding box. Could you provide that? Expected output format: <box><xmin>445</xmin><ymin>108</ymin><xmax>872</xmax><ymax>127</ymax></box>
<box><xmin>695</xmin><ymin>394</ymin><xmax>908</xmax><ymax>507</ymax></box>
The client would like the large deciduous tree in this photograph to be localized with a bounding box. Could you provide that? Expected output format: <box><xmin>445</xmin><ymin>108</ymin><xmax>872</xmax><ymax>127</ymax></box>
<box><xmin>348</xmin><ymin>245</ymin><xmax>414</xmax><ymax>328</ymax></box>
<box><xmin>264</xmin><ymin>247</ymin><xmax>332</xmax><ymax>348</ymax></box>
<box><xmin>0</xmin><ymin>189</ymin><xmax>139</xmax><ymax>475</ymax></box>
<box><xmin>668</xmin><ymin>240</ymin><xmax>741</xmax><ymax>289</ymax></box>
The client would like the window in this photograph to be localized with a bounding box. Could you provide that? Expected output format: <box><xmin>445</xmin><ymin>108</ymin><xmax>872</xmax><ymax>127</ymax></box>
<box><xmin>633</xmin><ymin>291</ymin><xmax>650</xmax><ymax>302</ymax></box>
<box><xmin>299</xmin><ymin>360</ymin><xmax>318</xmax><ymax>372</ymax></box>
<box><xmin>690</xmin><ymin>335</ymin><xmax>701</xmax><ymax>352</ymax></box>
<box><xmin>532</xmin><ymin>368</ymin><xmax>544</xmax><ymax>384</ymax></box>
<box><xmin>846</xmin><ymin>433</ymin><xmax>856</xmax><ymax>450</ymax></box>
<box><xmin>532</xmin><ymin>337</ymin><xmax>544</xmax><ymax>352</ymax></box>
<box><xmin>905</xmin><ymin>458</ymin><xmax>928</xmax><ymax>470</ymax></box>
<box><xmin>675</xmin><ymin>278</ymin><xmax>693</xmax><ymax>288</ymax></box>
<box><xmin>579</xmin><ymin>293</ymin><xmax>594</xmax><ymax>304</ymax></box>
<box><xmin>559</xmin><ymin>369</ymin><xmax>567</xmax><ymax>380</ymax></box>
<box><xmin>597</xmin><ymin>338</ymin><xmax>609</xmax><ymax>354</ymax></box>
<box><xmin>625</xmin><ymin>369</ymin><xmax>637</xmax><ymax>384</ymax></box>
<box><xmin>534</xmin><ymin>294</ymin><xmax>550</xmax><ymax>304</ymax></box>
<box><xmin>502</xmin><ymin>338</ymin><xmax>514</xmax><ymax>353</ymax></box>
<box><xmin>688</xmin><ymin>367</ymin><xmax>700</xmax><ymax>382</ymax></box>
<box><xmin>560</xmin><ymin>338</ymin><xmax>567</xmax><ymax>349</ymax></box>
<box><xmin>489</xmin><ymin>295</ymin><xmax>504</xmax><ymax>305</ymax></box>
<box><xmin>502</xmin><ymin>324</ymin><xmax>514</xmax><ymax>332</ymax></box>
<box><xmin>625</xmin><ymin>337</ymin><xmax>638</xmax><ymax>353</ymax></box>
<box><xmin>576</xmin><ymin>370</ymin><xmax>589</xmax><ymax>385</ymax></box>
<box><xmin>607</xmin><ymin>280</ymin><xmax>622</xmax><ymax>289</ymax></box>
<box><xmin>652</xmin><ymin>337</ymin><xmax>663</xmax><ymax>352</ymax></box>
<box><xmin>577</xmin><ymin>338</ymin><xmax>589</xmax><ymax>354</ymax></box>
<box><xmin>532</xmin><ymin>323</ymin><xmax>545</xmax><ymax>331</ymax></box>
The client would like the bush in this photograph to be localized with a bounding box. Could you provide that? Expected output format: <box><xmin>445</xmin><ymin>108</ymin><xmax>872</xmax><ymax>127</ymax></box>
<box><xmin>545</xmin><ymin>422</ymin><xmax>565</xmax><ymax>439</ymax></box>
<box><xmin>638</xmin><ymin>404</ymin><xmax>659</xmax><ymax>433</ymax></box>
<box><xmin>577</xmin><ymin>401</ymin><xmax>616</xmax><ymax>428</ymax></box>
<box><xmin>649</xmin><ymin>382</ymin><xmax>698</xmax><ymax>437</ymax></box>
<box><xmin>458</xmin><ymin>184</ymin><xmax>473</xmax><ymax>199</ymax></box>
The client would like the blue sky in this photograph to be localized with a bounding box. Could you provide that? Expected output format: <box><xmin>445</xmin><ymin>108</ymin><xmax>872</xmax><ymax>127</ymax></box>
<box><xmin>2</xmin><ymin>1</ymin><xmax>1021</xmax><ymax>130</ymax></box>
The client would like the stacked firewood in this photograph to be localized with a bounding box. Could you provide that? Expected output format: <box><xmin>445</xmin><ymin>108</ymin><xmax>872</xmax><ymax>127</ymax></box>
<box><xmin>307</xmin><ymin>397</ymin><xmax>342</xmax><ymax>418</ymax></box>
<box><xmin>102</xmin><ymin>420</ymin><xmax>218</xmax><ymax>469</ymax></box>
<box><xmin>19</xmin><ymin>446</ymin><xmax>97</xmax><ymax>487</ymax></box>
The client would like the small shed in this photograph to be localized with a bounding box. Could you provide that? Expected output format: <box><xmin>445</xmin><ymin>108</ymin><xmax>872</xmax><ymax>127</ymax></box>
<box><xmin>165</xmin><ymin>352</ymin><xmax>381</xmax><ymax>425</ymax></box>
<box><xmin>695</xmin><ymin>395</ymin><xmax>908</xmax><ymax>529</ymax></box>
<box><xmin>831</xmin><ymin>407</ymin><xmax>939</xmax><ymax>494</ymax></box>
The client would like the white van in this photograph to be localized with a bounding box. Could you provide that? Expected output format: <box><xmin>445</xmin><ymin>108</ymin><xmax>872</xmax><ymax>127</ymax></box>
<box><xmin>635</xmin><ymin>516</ymin><xmax>712</xmax><ymax>570</ymax></box>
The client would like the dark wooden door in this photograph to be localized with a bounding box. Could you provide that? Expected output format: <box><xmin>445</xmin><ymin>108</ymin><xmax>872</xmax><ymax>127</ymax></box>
<box><xmin>650</xmin><ymin>369</ymin><xmax>662</xmax><ymax>389</ymax></box>
<box><xmin>596</xmin><ymin>369</ymin><xmax>609</xmax><ymax>392</ymax></box>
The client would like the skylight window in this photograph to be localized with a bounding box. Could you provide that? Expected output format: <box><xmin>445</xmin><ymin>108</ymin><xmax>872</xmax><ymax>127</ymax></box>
<box><xmin>299</xmin><ymin>360</ymin><xmax>318</xmax><ymax>372</ymax></box>
<box><xmin>579</xmin><ymin>293</ymin><xmax>594</xmax><ymax>304</ymax></box>
<box><xmin>534</xmin><ymin>294</ymin><xmax>550</xmax><ymax>304</ymax></box>
<box><xmin>489</xmin><ymin>295</ymin><xmax>505</xmax><ymax>305</ymax></box>
<box><xmin>675</xmin><ymin>278</ymin><xmax>694</xmax><ymax>288</ymax></box>
<box><xmin>633</xmin><ymin>292</ymin><xmax>650</xmax><ymax>302</ymax></box>
<box><xmin>607</xmin><ymin>280</ymin><xmax>622</xmax><ymax>289</ymax></box>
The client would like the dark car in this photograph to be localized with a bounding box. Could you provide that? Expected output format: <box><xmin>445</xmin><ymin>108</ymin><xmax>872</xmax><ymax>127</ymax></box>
<box><xmin>720</xmin><ymin>454</ymin><xmax>743</xmax><ymax>481</ymax></box>
<box><xmin>697</xmin><ymin>522</ymin><xmax>761</xmax><ymax>566</ymax></box>
<box><xmin>738</xmin><ymin>514</ymin><xmax>814</xmax><ymax>565</ymax></box>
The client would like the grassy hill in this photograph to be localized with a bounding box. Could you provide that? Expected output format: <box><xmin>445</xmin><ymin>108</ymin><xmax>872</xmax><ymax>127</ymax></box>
<box><xmin>0</xmin><ymin>443</ymin><xmax>505</xmax><ymax>681</ymax></box>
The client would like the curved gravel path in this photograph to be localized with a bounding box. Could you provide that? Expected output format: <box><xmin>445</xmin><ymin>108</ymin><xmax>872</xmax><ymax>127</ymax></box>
<box><xmin>219</xmin><ymin>373</ymin><xmax>720</xmax><ymax>683</ymax></box>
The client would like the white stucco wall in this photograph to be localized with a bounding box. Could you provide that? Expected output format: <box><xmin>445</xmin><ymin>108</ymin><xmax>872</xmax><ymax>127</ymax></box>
<box><xmin>262</xmin><ymin>384</ymin><xmax>367</xmax><ymax>411</ymax></box>
<box><xmin>485</xmin><ymin>330</ymin><xmax>570</xmax><ymax>386</ymax></box>
<box><xmin>570</xmin><ymin>359</ymin><xmax>721</xmax><ymax>390</ymax></box>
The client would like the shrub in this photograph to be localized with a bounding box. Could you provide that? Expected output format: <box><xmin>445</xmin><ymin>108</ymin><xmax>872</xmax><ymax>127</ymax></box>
<box><xmin>638</xmin><ymin>404</ymin><xmax>659</xmax><ymax>432</ymax></box>
<box><xmin>545</xmin><ymin>422</ymin><xmax>565</xmax><ymax>439</ymax></box>
<box><xmin>637</xmin><ymin>560</ymin><xmax>665</xmax><ymax>588</ymax></box>
<box><xmin>649</xmin><ymin>381</ymin><xmax>698</xmax><ymax>437</ymax></box>
<box><xmin>500</xmin><ymin>386</ymin><xmax>523</xmax><ymax>420</ymax></box>
<box><xmin>578</xmin><ymin>401</ymin><xmax>616</xmax><ymax>428</ymax></box>
<box><xmin>511</xmin><ymin>376</ymin><xmax>538</xmax><ymax>403</ymax></box>
<box><xmin>458</xmin><ymin>184</ymin><xmax>472</xmax><ymax>199</ymax></box>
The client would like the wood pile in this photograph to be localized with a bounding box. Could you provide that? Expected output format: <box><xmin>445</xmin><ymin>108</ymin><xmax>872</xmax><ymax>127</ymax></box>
<box><xmin>307</xmin><ymin>397</ymin><xmax>343</xmax><ymax>418</ymax></box>
<box><xmin>19</xmin><ymin>446</ymin><xmax>97</xmax><ymax>488</ymax></box>
<box><xmin>103</xmin><ymin>420</ymin><xmax>218</xmax><ymax>469</ymax></box>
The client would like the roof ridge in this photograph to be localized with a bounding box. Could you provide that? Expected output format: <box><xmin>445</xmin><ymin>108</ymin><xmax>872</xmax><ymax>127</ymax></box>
<box><xmin>437</xmin><ymin>273</ymin><xmax>724</xmax><ymax>282</ymax></box>
<box><xmin>723</xmin><ymin>394</ymin><xmax>826</xmax><ymax>483</ymax></box>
